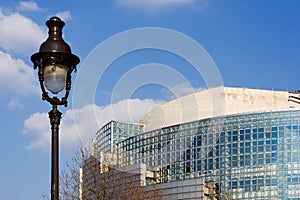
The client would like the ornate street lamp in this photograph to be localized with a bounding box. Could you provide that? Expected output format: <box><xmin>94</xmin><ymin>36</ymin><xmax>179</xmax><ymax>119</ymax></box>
<box><xmin>31</xmin><ymin>16</ymin><xmax>80</xmax><ymax>200</ymax></box>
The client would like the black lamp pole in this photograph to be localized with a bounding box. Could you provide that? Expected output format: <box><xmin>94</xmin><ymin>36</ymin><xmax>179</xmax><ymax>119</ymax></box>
<box><xmin>49</xmin><ymin>104</ymin><xmax>61</xmax><ymax>200</ymax></box>
<box><xmin>31</xmin><ymin>17</ymin><xmax>80</xmax><ymax>200</ymax></box>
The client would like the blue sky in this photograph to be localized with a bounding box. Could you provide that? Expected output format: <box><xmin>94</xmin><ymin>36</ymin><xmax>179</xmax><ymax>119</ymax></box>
<box><xmin>1</xmin><ymin>0</ymin><xmax>300</xmax><ymax>199</ymax></box>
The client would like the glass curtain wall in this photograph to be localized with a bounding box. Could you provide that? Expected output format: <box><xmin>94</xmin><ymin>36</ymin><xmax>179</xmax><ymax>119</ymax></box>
<box><xmin>117</xmin><ymin>110</ymin><xmax>300</xmax><ymax>199</ymax></box>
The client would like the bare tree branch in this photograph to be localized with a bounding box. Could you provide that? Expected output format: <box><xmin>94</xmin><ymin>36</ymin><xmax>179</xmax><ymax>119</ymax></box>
<box><xmin>59</xmin><ymin>143</ymin><xmax>161</xmax><ymax>200</ymax></box>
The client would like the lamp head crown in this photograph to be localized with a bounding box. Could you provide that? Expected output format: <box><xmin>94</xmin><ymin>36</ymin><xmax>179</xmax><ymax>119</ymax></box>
<box><xmin>39</xmin><ymin>16</ymin><xmax>71</xmax><ymax>53</ymax></box>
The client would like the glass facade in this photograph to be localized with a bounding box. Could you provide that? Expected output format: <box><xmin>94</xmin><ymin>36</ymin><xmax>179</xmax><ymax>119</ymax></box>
<box><xmin>94</xmin><ymin>120</ymin><xmax>143</xmax><ymax>153</ymax></box>
<box><xmin>115</xmin><ymin>110</ymin><xmax>300</xmax><ymax>199</ymax></box>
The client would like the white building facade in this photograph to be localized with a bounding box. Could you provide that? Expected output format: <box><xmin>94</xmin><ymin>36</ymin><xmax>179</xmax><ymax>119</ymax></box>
<box><xmin>89</xmin><ymin>87</ymin><xmax>300</xmax><ymax>199</ymax></box>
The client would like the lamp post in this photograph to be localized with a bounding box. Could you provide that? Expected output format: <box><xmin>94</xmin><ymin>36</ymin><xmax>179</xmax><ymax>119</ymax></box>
<box><xmin>31</xmin><ymin>16</ymin><xmax>80</xmax><ymax>200</ymax></box>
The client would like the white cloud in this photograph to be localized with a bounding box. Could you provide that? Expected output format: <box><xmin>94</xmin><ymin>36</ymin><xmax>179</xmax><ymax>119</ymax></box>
<box><xmin>7</xmin><ymin>98</ymin><xmax>24</xmax><ymax>110</ymax></box>
<box><xmin>23</xmin><ymin>112</ymin><xmax>49</xmax><ymax>149</ymax></box>
<box><xmin>0</xmin><ymin>11</ymin><xmax>46</xmax><ymax>55</ymax></box>
<box><xmin>18</xmin><ymin>1</ymin><xmax>41</xmax><ymax>12</ymax></box>
<box><xmin>116</xmin><ymin>0</ymin><xmax>195</xmax><ymax>10</ymax></box>
<box><xmin>162</xmin><ymin>82</ymin><xmax>204</xmax><ymax>100</ymax></box>
<box><xmin>0</xmin><ymin>51</ymin><xmax>39</xmax><ymax>96</ymax></box>
<box><xmin>23</xmin><ymin>98</ymin><xmax>162</xmax><ymax>153</ymax></box>
<box><xmin>55</xmin><ymin>11</ymin><xmax>72</xmax><ymax>22</ymax></box>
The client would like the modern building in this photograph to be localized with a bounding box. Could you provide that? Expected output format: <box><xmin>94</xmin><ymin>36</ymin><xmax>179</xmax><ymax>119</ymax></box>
<box><xmin>85</xmin><ymin>87</ymin><xmax>300</xmax><ymax>199</ymax></box>
<box><xmin>93</xmin><ymin>120</ymin><xmax>143</xmax><ymax>154</ymax></box>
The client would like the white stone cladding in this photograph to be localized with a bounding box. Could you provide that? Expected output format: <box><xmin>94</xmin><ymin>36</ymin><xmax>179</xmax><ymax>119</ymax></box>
<box><xmin>140</xmin><ymin>87</ymin><xmax>300</xmax><ymax>132</ymax></box>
